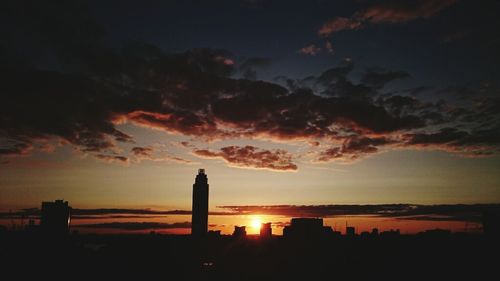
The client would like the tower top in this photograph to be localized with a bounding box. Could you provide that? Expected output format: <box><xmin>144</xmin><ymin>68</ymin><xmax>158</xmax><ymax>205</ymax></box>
<box><xmin>198</xmin><ymin>168</ymin><xmax>205</xmax><ymax>174</ymax></box>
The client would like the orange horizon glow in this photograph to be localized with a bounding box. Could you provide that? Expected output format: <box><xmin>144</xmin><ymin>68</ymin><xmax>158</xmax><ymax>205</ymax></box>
<box><xmin>0</xmin><ymin>213</ymin><xmax>482</xmax><ymax>236</ymax></box>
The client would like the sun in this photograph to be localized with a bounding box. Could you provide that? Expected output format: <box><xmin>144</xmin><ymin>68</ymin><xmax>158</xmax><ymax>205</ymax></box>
<box><xmin>251</xmin><ymin>217</ymin><xmax>262</xmax><ymax>230</ymax></box>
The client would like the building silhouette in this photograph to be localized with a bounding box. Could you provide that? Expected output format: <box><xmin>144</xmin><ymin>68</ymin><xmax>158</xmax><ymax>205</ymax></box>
<box><xmin>40</xmin><ymin>200</ymin><xmax>71</xmax><ymax>235</ymax></box>
<box><xmin>191</xmin><ymin>169</ymin><xmax>209</xmax><ymax>237</ymax></box>
<box><xmin>346</xmin><ymin>226</ymin><xmax>356</xmax><ymax>237</ymax></box>
<box><xmin>483</xmin><ymin>211</ymin><xmax>500</xmax><ymax>236</ymax></box>
<box><xmin>260</xmin><ymin>222</ymin><xmax>272</xmax><ymax>238</ymax></box>
<box><xmin>380</xmin><ymin>229</ymin><xmax>400</xmax><ymax>238</ymax></box>
<box><xmin>233</xmin><ymin>226</ymin><xmax>247</xmax><ymax>238</ymax></box>
<box><xmin>283</xmin><ymin>218</ymin><xmax>332</xmax><ymax>238</ymax></box>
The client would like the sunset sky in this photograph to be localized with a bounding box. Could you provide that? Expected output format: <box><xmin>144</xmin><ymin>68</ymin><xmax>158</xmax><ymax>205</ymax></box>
<box><xmin>1</xmin><ymin>0</ymin><xmax>500</xmax><ymax>233</ymax></box>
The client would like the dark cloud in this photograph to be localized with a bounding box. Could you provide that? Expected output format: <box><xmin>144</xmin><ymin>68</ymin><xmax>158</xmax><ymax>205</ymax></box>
<box><xmin>361</xmin><ymin>68</ymin><xmax>410</xmax><ymax>89</ymax></box>
<box><xmin>131</xmin><ymin>146</ymin><xmax>154</xmax><ymax>157</ymax></box>
<box><xmin>238</xmin><ymin>57</ymin><xmax>273</xmax><ymax>80</ymax></box>
<box><xmin>317</xmin><ymin>136</ymin><xmax>393</xmax><ymax>162</ymax></box>
<box><xmin>316</xmin><ymin>62</ymin><xmax>354</xmax><ymax>86</ymax></box>
<box><xmin>319</xmin><ymin>0</ymin><xmax>457</xmax><ymax>37</ymax></box>
<box><xmin>4</xmin><ymin>204</ymin><xmax>499</xmax><ymax>224</ymax></box>
<box><xmin>405</xmin><ymin>127</ymin><xmax>470</xmax><ymax>146</ymax></box>
<box><xmin>0</xmin><ymin>142</ymin><xmax>33</xmax><ymax>156</ymax></box>
<box><xmin>194</xmin><ymin>146</ymin><xmax>297</xmax><ymax>171</ymax></box>
<box><xmin>403</xmin><ymin>126</ymin><xmax>500</xmax><ymax>156</ymax></box>
<box><xmin>218</xmin><ymin>204</ymin><xmax>500</xmax><ymax>222</ymax></box>
<box><xmin>75</xmin><ymin>221</ymin><xmax>191</xmax><ymax>230</ymax></box>
<box><xmin>0</xmin><ymin>208</ymin><xmax>233</xmax><ymax>219</ymax></box>
<box><xmin>95</xmin><ymin>154</ymin><xmax>129</xmax><ymax>164</ymax></box>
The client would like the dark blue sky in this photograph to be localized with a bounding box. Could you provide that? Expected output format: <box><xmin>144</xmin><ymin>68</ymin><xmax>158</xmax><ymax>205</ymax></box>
<box><xmin>82</xmin><ymin>0</ymin><xmax>500</xmax><ymax>88</ymax></box>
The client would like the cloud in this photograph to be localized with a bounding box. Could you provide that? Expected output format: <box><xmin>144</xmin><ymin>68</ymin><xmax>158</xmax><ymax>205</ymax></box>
<box><xmin>325</xmin><ymin>41</ymin><xmax>334</xmax><ymax>53</ymax></box>
<box><xmin>217</xmin><ymin>204</ymin><xmax>500</xmax><ymax>222</ymax></box>
<box><xmin>356</xmin><ymin>0</ymin><xmax>457</xmax><ymax>24</ymax></box>
<box><xmin>318</xmin><ymin>0</ymin><xmax>457</xmax><ymax>37</ymax></box>
<box><xmin>317</xmin><ymin>136</ymin><xmax>394</xmax><ymax>162</ymax></box>
<box><xmin>4</xmin><ymin>204</ymin><xmax>499</xmax><ymax>224</ymax></box>
<box><xmin>95</xmin><ymin>154</ymin><xmax>129</xmax><ymax>164</ymax></box>
<box><xmin>130</xmin><ymin>146</ymin><xmax>193</xmax><ymax>164</ymax></box>
<box><xmin>318</xmin><ymin>17</ymin><xmax>362</xmax><ymax>37</ymax></box>
<box><xmin>0</xmin><ymin>208</ymin><xmax>233</xmax><ymax>219</ymax></box>
<box><xmin>0</xmin><ymin>142</ymin><xmax>33</xmax><ymax>156</ymax></box>
<box><xmin>403</xmin><ymin>126</ymin><xmax>500</xmax><ymax>156</ymax></box>
<box><xmin>298</xmin><ymin>44</ymin><xmax>322</xmax><ymax>56</ymax></box>
<box><xmin>1</xmin><ymin>0</ymin><xmax>498</xmax><ymax>168</ymax></box>
<box><xmin>239</xmin><ymin>57</ymin><xmax>273</xmax><ymax>80</ymax></box>
<box><xmin>193</xmin><ymin>145</ymin><xmax>298</xmax><ymax>171</ymax></box>
<box><xmin>75</xmin><ymin>221</ymin><xmax>191</xmax><ymax>230</ymax></box>
<box><xmin>361</xmin><ymin>68</ymin><xmax>410</xmax><ymax>89</ymax></box>
<box><xmin>299</xmin><ymin>42</ymin><xmax>335</xmax><ymax>56</ymax></box>
<box><xmin>131</xmin><ymin>146</ymin><xmax>154</xmax><ymax>157</ymax></box>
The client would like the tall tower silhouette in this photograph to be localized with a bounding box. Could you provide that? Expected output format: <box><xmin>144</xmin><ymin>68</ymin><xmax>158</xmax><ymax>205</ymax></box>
<box><xmin>191</xmin><ymin>169</ymin><xmax>209</xmax><ymax>237</ymax></box>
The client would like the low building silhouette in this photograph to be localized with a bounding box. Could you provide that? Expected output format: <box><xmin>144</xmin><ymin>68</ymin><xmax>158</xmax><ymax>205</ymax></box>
<box><xmin>260</xmin><ymin>222</ymin><xmax>272</xmax><ymax>238</ymax></box>
<box><xmin>283</xmin><ymin>218</ymin><xmax>331</xmax><ymax>239</ymax></box>
<box><xmin>233</xmin><ymin>226</ymin><xmax>247</xmax><ymax>238</ymax></box>
<box><xmin>208</xmin><ymin>230</ymin><xmax>221</xmax><ymax>238</ymax></box>
<box><xmin>483</xmin><ymin>211</ymin><xmax>500</xmax><ymax>236</ymax></box>
<box><xmin>40</xmin><ymin>200</ymin><xmax>71</xmax><ymax>235</ymax></box>
<box><xmin>360</xmin><ymin>231</ymin><xmax>370</xmax><ymax>238</ymax></box>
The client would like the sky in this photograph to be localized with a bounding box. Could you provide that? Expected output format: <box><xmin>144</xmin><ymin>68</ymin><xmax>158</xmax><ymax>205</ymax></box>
<box><xmin>1</xmin><ymin>0</ymin><xmax>500</xmax><ymax>233</ymax></box>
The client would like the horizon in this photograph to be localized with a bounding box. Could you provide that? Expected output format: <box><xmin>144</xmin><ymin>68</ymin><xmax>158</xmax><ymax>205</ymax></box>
<box><xmin>1</xmin><ymin>0</ymin><xmax>500</xmax><ymax>236</ymax></box>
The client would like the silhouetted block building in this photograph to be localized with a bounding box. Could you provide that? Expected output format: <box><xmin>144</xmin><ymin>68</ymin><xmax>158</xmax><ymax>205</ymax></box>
<box><xmin>233</xmin><ymin>226</ymin><xmax>247</xmax><ymax>238</ymax></box>
<box><xmin>192</xmin><ymin>169</ymin><xmax>209</xmax><ymax>237</ymax></box>
<box><xmin>284</xmin><ymin>218</ymin><xmax>331</xmax><ymax>239</ymax></box>
<box><xmin>207</xmin><ymin>230</ymin><xmax>221</xmax><ymax>238</ymax></box>
<box><xmin>371</xmin><ymin>228</ymin><xmax>379</xmax><ymax>236</ymax></box>
<box><xmin>260</xmin><ymin>222</ymin><xmax>272</xmax><ymax>238</ymax></box>
<box><xmin>483</xmin><ymin>211</ymin><xmax>500</xmax><ymax>236</ymax></box>
<box><xmin>40</xmin><ymin>200</ymin><xmax>71</xmax><ymax>235</ymax></box>
<box><xmin>360</xmin><ymin>231</ymin><xmax>370</xmax><ymax>238</ymax></box>
<box><xmin>346</xmin><ymin>226</ymin><xmax>356</xmax><ymax>237</ymax></box>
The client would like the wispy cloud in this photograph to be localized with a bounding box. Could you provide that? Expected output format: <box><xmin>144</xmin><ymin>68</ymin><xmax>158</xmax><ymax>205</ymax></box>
<box><xmin>319</xmin><ymin>0</ymin><xmax>457</xmax><ymax>37</ymax></box>
<box><xmin>75</xmin><ymin>221</ymin><xmax>191</xmax><ymax>230</ymax></box>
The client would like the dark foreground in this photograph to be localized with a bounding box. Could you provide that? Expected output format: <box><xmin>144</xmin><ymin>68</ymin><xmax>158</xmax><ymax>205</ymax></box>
<box><xmin>1</xmin><ymin>232</ymin><xmax>499</xmax><ymax>280</ymax></box>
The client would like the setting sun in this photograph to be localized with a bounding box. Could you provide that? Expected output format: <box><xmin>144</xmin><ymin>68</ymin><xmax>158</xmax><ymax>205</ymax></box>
<box><xmin>251</xmin><ymin>217</ymin><xmax>262</xmax><ymax>230</ymax></box>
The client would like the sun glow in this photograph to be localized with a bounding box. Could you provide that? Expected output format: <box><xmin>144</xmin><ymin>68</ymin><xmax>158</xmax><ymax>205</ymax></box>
<box><xmin>251</xmin><ymin>217</ymin><xmax>262</xmax><ymax>230</ymax></box>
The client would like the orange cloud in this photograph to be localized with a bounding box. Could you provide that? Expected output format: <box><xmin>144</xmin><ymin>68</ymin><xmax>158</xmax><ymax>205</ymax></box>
<box><xmin>193</xmin><ymin>145</ymin><xmax>297</xmax><ymax>171</ymax></box>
